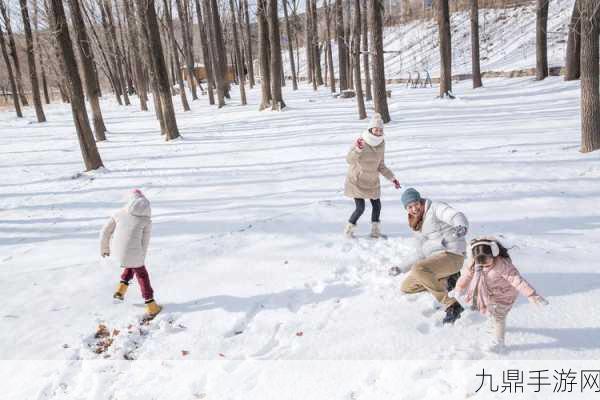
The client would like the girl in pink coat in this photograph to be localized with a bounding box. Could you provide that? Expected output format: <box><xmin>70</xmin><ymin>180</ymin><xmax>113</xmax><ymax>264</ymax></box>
<box><xmin>455</xmin><ymin>236</ymin><xmax>548</xmax><ymax>352</ymax></box>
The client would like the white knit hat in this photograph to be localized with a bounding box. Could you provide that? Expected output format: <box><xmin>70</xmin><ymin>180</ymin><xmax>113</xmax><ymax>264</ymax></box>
<box><xmin>369</xmin><ymin>113</ymin><xmax>384</xmax><ymax>130</ymax></box>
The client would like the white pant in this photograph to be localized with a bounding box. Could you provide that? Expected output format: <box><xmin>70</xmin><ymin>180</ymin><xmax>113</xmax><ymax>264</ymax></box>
<box><xmin>488</xmin><ymin>303</ymin><xmax>512</xmax><ymax>345</ymax></box>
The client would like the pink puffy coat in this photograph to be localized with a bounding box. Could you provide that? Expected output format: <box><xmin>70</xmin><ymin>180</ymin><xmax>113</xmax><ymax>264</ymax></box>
<box><xmin>455</xmin><ymin>257</ymin><xmax>537</xmax><ymax>315</ymax></box>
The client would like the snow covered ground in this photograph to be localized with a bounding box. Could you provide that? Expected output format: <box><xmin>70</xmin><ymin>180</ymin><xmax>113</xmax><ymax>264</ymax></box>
<box><xmin>1</xmin><ymin>76</ymin><xmax>600</xmax><ymax>399</ymax></box>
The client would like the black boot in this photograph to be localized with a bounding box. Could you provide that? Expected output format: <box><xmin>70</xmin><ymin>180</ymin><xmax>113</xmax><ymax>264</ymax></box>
<box><xmin>443</xmin><ymin>302</ymin><xmax>464</xmax><ymax>325</ymax></box>
<box><xmin>446</xmin><ymin>271</ymin><xmax>461</xmax><ymax>292</ymax></box>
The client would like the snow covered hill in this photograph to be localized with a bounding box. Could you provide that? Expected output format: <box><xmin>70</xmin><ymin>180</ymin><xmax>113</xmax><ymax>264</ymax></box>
<box><xmin>1</xmin><ymin>75</ymin><xmax>600</xmax><ymax>399</ymax></box>
<box><xmin>290</xmin><ymin>0</ymin><xmax>575</xmax><ymax>79</ymax></box>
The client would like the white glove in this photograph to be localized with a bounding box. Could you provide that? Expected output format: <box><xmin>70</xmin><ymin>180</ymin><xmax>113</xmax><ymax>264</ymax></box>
<box><xmin>529</xmin><ymin>294</ymin><xmax>549</xmax><ymax>306</ymax></box>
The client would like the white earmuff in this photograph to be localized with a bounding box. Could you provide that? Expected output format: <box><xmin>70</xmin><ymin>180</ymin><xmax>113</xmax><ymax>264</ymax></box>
<box><xmin>471</xmin><ymin>239</ymin><xmax>500</xmax><ymax>257</ymax></box>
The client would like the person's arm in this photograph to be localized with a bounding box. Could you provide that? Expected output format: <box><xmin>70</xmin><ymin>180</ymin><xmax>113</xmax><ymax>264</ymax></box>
<box><xmin>433</xmin><ymin>202</ymin><xmax>469</xmax><ymax>236</ymax></box>
<box><xmin>100</xmin><ymin>217</ymin><xmax>116</xmax><ymax>257</ymax></box>
<box><xmin>346</xmin><ymin>139</ymin><xmax>363</xmax><ymax>164</ymax></box>
<box><xmin>378</xmin><ymin>153</ymin><xmax>396</xmax><ymax>182</ymax></box>
<box><xmin>455</xmin><ymin>262</ymin><xmax>475</xmax><ymax>295</ymax></box>
<box><xmin>499</xmin><ymin>259</ymin><xmax>546</xmax><ymax>305</ymax></box>
<box><xmin>141</xmin><ymin>220</ymin><xmax>152</xmax><ymax>257</ymax></box>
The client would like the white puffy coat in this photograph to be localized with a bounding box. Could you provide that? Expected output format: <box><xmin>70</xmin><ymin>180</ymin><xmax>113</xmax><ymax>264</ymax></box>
<box><xmin>415</xmin><ymin>199</ymin><xmax>469</xmax><ymax>258</ymax></box>
<box><xmin>100</xmin><ymin>194</ymin><xmax>152</xmax><ymax>268</ymax></box>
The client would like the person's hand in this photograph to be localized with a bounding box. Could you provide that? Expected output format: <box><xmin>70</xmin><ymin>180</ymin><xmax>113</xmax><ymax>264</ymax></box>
<box><xmin>355</xmin><ymin>138</ymin><xmax>365</xmax><ymax>150</ymax></box>
<box><xmin>452</xmin><ymin>225</ymin><xmax>468</xmax><ymax>238</ymax></box>
<box><xmin>102</xmin><ymin>252</ymin><xmax>110</xmax><ymax>258</ymax></box>
<box><xmin>393</xmin><ymin>179</ymin><xmax>401</xmax><ymax>189</ymax></box>
<box><xmin>529</xmin><ymin>294</ymin><xmax>549</xmax><ymax>306</ymax></box>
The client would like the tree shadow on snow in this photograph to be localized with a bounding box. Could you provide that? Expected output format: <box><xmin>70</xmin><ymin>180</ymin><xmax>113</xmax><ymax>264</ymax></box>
<box><xmin>507</xmin><ymin>326</ymin><xmax>600</xmax><ymax>353</ymax></box>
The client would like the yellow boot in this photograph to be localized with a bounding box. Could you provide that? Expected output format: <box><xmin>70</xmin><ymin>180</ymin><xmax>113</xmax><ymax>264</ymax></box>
<box><xmin>113</xmin><ymin>282</ymin><xmax>128</xmax><ymax>300</ymax></box>
<box><xmin>145</xmin><ymin>299</ymin><xmax>162</xmax><ymax>317</ymax></box>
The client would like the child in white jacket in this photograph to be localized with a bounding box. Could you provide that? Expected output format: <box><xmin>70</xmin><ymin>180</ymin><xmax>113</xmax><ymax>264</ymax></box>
<box><xmin>100</xmin><ymin>189</ymin><xmax>161</xmax><ymax>317</ymax></box>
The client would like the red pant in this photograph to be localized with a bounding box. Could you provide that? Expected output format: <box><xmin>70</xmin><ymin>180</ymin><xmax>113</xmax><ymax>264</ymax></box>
<box><xmin>120</xmin><ymin>266</ymin><xmax>154</xmax><ymax>301</ymax></box>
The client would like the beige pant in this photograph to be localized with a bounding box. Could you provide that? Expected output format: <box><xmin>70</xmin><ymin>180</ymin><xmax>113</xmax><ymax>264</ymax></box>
<box><xmin>401</xmin><ymin>252</ymin><xmax>465</xmax><ymax>308</ymax></box>
<box><xmin>488</xmin><ymin>303</ymin><xmax>512</xmax><ymax>345</ymax></box>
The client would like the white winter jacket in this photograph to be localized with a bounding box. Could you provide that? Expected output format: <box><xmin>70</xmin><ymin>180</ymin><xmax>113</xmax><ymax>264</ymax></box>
<box><xmin>415</xmin><ymin>199</ymin><xmax>469</xmax><ymax>258</ymax></box>
<box><xmin>100</xmin><ymin>193</ymin><xmax>152</xmax><ymax>268</ymax></box>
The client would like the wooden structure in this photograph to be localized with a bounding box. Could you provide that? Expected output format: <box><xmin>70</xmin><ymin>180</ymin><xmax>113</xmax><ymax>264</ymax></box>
<box><xmin>182</xmin><ymin>64</ymin><xmax>236</xmax><ymax>83</ymax></box>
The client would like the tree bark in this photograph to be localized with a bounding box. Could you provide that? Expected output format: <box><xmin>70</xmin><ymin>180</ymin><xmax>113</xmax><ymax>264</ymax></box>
<box><xmin>369</xmin><ymin>0</ymin><xmax>390</xmax><ymax>121</ymax></box>
<box><xmin>207</xmin><ymin>0</ymin><xmax>227</xmax><ymax>107</ymax></box>
<box><xmin>268</xmin><ymin>0</ymin><xmax>285</xmax><ymax>110</ymax></box>
<box><xmin>0</xmin><ymin>22</ymin><xmax>22</xmax><ymax>117</ymax></box>
<box><xmin>48</xmin><ymin>0</ymin><xmax>104</xmax><ymax>170</ymax></box>
<box><xmin>32</xmin><ymin>0</ymin><xmax>51</xmax><ymax>105</ymax></box>
<box><xmin>565</xmin><ymin>0</ymin><xmax>581</xmax><ymax>81</ymax></box>
<box><xmin>438</xmin><ymin>0</ymin><xmax>453</xmax><ymax>98</ymax></box>
<box><xmin>257</xmin><ymin>0</ymin><xmax>271</xmax><ymax>110</ymax></box>
<box><xmin>470</xmin><ymin>0</ymin><xmax>482</xmax><ymax>88</ymax></box>
<box><xmin>353</xmin><ymin>0</ymin><xmax>366</xmax><ymax>119</ymax></box>
<box><xmin>194</xmin><ymin>0</ymin><xmax>215</xmax><ymax>104</ymax></box>
<box><xmin>123</xmin><ymin>0</ymin><xmax>149</xmax><ymax>110</ymax></box>
<box><xmin>536</xmin><ymin>0</ymin><xmax>549</xmax><ymax>80</ymax></box>
<box><xmin>229</xmin><ymin>0</ymin><xmax>247</xmax><ymax>104</ymax></box>
<box><xmin>175</xmin><ymin>0</ymin><xmax>199</xmax><ymax>100</ymax></box>
<box><xmin>579</xmin><ymin>0</ymin><xmax>600</xmax><ymax>153</ymax></box>
<box><xmin>242</xmin><ymin>0</ymin><xmax>255</xmax><ymax>88</ymax></box>
<box><xmin>138</xmin><ymin>0</ymin><xmax>181</xmax><ymax>140</ymax></box>
<box><xmin>19</xmin><ymin>0</ymin><xmax>46</xmax><ymax>122</ymax></box>
<box><xmin>163</xmin><ymin>0</ymin><xmax>191</xmax><ymax>111</ymax></box>
<box><xmin>283</xmin><ymin>0</ymin><xmax>298</xmax><ymax>90</ymax></box>
<box><xmin>0</xmin><ymin>0</ymin><xmax>28</xmax><ymax>106</ymax></box>
<box><xmin>305</xmin><ymin>0</ymin><xmax>314</xmax><ymax>85</ymax></box>
<box><xmin>361</xmin><ymin>0</ymin><xmax>371</xmax><ymax>100</ymax></box>
<box><xmin>311</xmin><ymin>0</ymin><xmax>323</xmax><ymax>85</ymax></box>
<box><xmin>336</xmin><ymin>0</ymin><xmax>348</xmax><ymax>90</ymax></box>
<box><xmin>325</xmin><ymin>0</ymin><xmax>336</xmax><ymax>93</ymax></box>
<box><xmin>69</xmin><ymin>0</ymin><xmax>108</xmax><ymax>141</ymax></box>
<box><xmin>105</xmin><ymin>0</ymin><xmax>131</xmax><ymax>105</ymax></box>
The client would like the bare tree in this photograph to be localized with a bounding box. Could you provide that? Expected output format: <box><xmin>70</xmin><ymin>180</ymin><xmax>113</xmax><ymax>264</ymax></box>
<box><xmin>470</xmin><ymin>0</ymin><xmax>482</xmax><ymax>88</ymax></box>
<box><xmin>336</xmin><ymin>0</ymin><xmax>348</xmax><ymax>90</ymax></box>
<box><xmin>361</xmin><ymin>0</ymin><xmax>371</xmax><ymax>100</ymax></box>
<box><xmin>369</xmin><ymin>0</ymin><xmax>389</xmax><ymax>121</ymax></box>
<box><xmin>536</xmin><ymin>0</ymin><xmax>549</xmax><ymax>80</ymax></box>
<box><xmin>69</xmin><ymin>0</ymin><xmax>107</xmax><ymax>140</ymax></box>
<box><xmin>32</xmin><ymin>0</ymin><xmax>50</xmax><ymax>105</ymax></box>
<box><xmin>207</xmin><ymin>0</ymin><xmax>227</xmax><ymax>106</ymax></box>
<box><xmin>19</xmin><ymin>0</ymin><xmax>46</xmax><ymax>122</ymax></box>
<box><xmin>282</xmin><ymin>0</ymin><xmax>298</xmax><ymax>90</ymax></box>
<box><xmin>241</xmin><ymin>0</ymin><xmax>255</xmax><ymax>87</ymax></box>
<box><xmin>123</xmin><ymin>0</ymin><xmax>149</xmax><ymax>110</ymax></box>
<box><xmin>138</xmin><ymin>0</ymin><xmax>181</xmax><ymax>140</ymax></box>
<box><xmin>0</xmin><ymin>0</ymin><xmax>28</xmax><ymax>106</ymax></box>
<box><xmin>0</xmin><ymin>21</ymin><xmax>22</xmax><ymax>117</ymax></box>
<box><xmin>305</xmin><ymin>0</ymin><xmax>314</xmax><ymax>85</ymax></box>
<box><xmin>565</xmin><ymin>0</ymin><xmax>580</xmax><ymax>81</ymax></box>
<box><xmin>257</xmin><ymin>0</ymin><xmax>271</xmax><ymax>110</ymax></box>
<box><xmin>324</xmin><ymin>0</ymin><xmax>335</xmax><ymax>92</ymax></box>
<box><xmin>194</xmin><ymin>0</ymin><xmax>215</xmax><ymax>104</ymax></box>
<box><xmin>175</xmin><ymin>0</ymin><xmax>199</xmax><ymax>100</ymax></box>
<box><xmin>311</xmin><ymin>0</ymin><xmax>323</xmax><ymax>85</ymax></box>
<box><xmin>579</xmin><ymin>0</ymin><xmax>600</xmax><ymax>152</ymax></box>
<box><xmin>48</xmin><ymin>0</ymin><xmax>104</xmax><ymax>170</ymax></box>
<box><xmin>163</xmin><ymin>0</ymin><xmax>191</xmax><ymax>111</ymax></box>
<box><xmin>267</xmin><ymin>0</ymin><xmax>285</xmax><ymax>109</ymax></box>
<box><xmin>229</xmin><ymin>0</ymin><xmax>247</xmax><ymax>104</ymax></box>
<box><xmin>437</xmin><ymin>0</ymin><xmax>453</xmax><ymax>98</ymax></box>
<box><xmin>352</xmin><ymin>0</ymin><xmax>366</xmax><ymax>119</ymax></box>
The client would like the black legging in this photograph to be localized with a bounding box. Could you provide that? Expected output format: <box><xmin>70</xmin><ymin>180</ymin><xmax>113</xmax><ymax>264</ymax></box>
<box><xmin>349</xmin><ymin>198</ymin><xmax>381</xmax><ymax>224</ymax></box>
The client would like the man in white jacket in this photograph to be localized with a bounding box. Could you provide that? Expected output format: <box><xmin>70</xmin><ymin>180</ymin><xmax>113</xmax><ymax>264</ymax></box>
<box><xmin>399</xmin><ymin>188</ymin><xmax>468</xmax><ymax>324</ymax></box>
<box><xmin>100</xmin><ymin>189</ymin><xmax>161</xmax><ymax>317</ymax></box>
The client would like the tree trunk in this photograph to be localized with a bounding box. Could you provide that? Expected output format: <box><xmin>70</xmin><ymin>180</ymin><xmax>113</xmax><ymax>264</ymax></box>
<box><xmin>325</xmin><ymin>0</ymin><xmax>336</xmax><ymax>93</ymax></box>
<box><xmin>305</xmin><ymin>0</ymin><xmax>314</xmax><ymax>85</ymax></box>
<box><xmin>580</xmin><ymin>0</ymin><xmax>600</xmax><ymax>153</ymax></box>
<box><xmin>0</xmin><ymin>0</ymin><xmax>28</xmax><ymax>106</ymax></box>
<box><xmin>194</xmin><ymin>0</ymin><xmax>215</xmax><ymax>104</ymax></box>
<box><xmin>257</xmin><ymin>0</ymin><xmax>271</xmax><ymax>110</ymax></box>
<box><xmin>105</xmin><ymin>0</ymin><xmax>131</xmax><ymax>105</ymax></box>
<box><xmin>242</xmin><ymin>0</ymin><xmax>255</xmax><ymax>88</ymax></box>
<box><xmin>138</xmin><ymin>0</ymin><xmax>181</xmax><ymax>140</ymax></box>
<box><xmin>353</xmin><ymin>0</ymin><xmax>366</xmax><ymax>119</ymax></box>
<box><xmin>361</xmin><ymin>0</ymin><xmax>371</xmax><ymax>100</ymax></box>
<box><xmin>283</xmin><ymin>0</ymin><xmax>298</xmax><ymax>90</ymax></box>
<box><xmin>336</xmin><ymin>0</ymin><xmax>348</xmax><ymax>91</ymax></box>
<box><xmin>565</xmin><ymin>0</ymin><xmax>581</xmax><ymax>81</ymax></box>
<box><xmin>470</xmin><ymin>0</ymin><xmax>482</xmax><ymax>88</ymax></box>
<box><xmin>207</xmin><ymin>0</ymin><xmax>227</xmax><ymax>107</ymax></box>
<box><xmin>32</xmin><ymin>0</ymin><xmax>51</xmax><ymax>105</ymax></box>
<box><xmin>123</xmin><ymin>0</ymin><xmax>149</xmax><ymax>110</ymax></box>
<box><xmin>19</xmin><ymin>0</ymin><xmax>46</xmax><ymax>122</ymax></box>
<box><xmin>536</xmin><ymin>0</ymin><xmax>549</xmax><ymax>80</ymax></box>
<box><xmin>48</xmin><ymin>0</ymin><xmax>104</xmax><ymax>170</ymax></box>
<box><xmin>369</xmin><ymin>0</ymin><xmax>390</xmax><ymax>121</ymax></box>
<box><xmin>438</xmin><ymin>0</ymin><xmax>453</xmax><ymax>98</ymax></box>
<box><xmin>164</xmin><ymin>0</ymin><xmax>191</xmax><ymax>111</ymax></box>
<box><xmin>268</xmin><ymin>0</ymin><xmax>285</xmax><ymax>110</ymax></box>
<box><xmin>0</xmin><ymin>23</ymin><xmax>22</xmax><ymax>117</ymax></box>
<box><xmin>311</xmin><ymin>0</ymin><xmax>323</xmax><ymax>85</ymax></box>
<box><xmin>69</xmin><ymin>0</ymin><xmax>108</xmax><ymax>141</ymax></box>
<box><xmin>229</xmin><ymin>0</ymin><xmax>247</xmax><ymax>105</ymax></box>
<box><xmin>175</xmin><ymin>0</ymin><xmax>199</xmax><ymax>100</ymax></box>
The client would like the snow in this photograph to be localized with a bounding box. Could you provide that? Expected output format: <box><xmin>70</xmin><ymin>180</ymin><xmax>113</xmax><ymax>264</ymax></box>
<box><xmin>1</xmin><ymin>75</ymin><xmax>600</xmax><ymax>399</ymax></box>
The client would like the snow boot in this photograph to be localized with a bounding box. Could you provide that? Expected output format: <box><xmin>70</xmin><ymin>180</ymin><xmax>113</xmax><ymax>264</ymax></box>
<box><xmin>446</xmin><ymin>271</ymin><xmax>461</xmax><ymax>292</ymax></box>
<box><xmin>145</xmin><ymin>299</ymin><xmax>162</xmax><ymax>317</ymax></box>
<box><xmin>442</xmin><ymin>302</ymin><xmax>464</xmax><ymax>325</ymax></box>
<box><xmin>113</xmin><ymin>281</ymin><xmax>128</xmax><ymax>301</ymax></box>
<box><xmin>370</xmin><ymin>222</ymin><xmax>381</xmax><ymax>238</ymax></box>
<box><xmin>344</xmin><ymin>223</ymin><xmax>356</xmax><ymax>238</ymax></box>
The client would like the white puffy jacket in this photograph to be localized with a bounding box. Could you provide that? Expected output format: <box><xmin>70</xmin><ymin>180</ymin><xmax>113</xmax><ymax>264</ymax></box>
<box><xmin>100</xmin><ymin>193</ymin><xmax>152</xmax><ymax>268</ymax></box>
<box><xmin>415</xmin><ymin>199</ymin><xmax>469</xmax><ymax>258</ymax></box>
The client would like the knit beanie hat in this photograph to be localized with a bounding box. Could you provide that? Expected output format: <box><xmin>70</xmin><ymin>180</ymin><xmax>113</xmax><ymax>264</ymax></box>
<box><xmin>401</xmin><ymin>188</ymin><xmax>421</xmax><ymax>209</ymax></box>
<box><xmin>369</xmin><ymin>113</ymin><xmax>384</xmax><ymax>130</ymax></box>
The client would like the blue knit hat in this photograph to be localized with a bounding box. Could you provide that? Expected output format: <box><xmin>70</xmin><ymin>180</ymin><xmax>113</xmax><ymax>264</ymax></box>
<box><xmin>401</xmin><ymin>188</ymin><xmax>421</xmax><ymax>209</ymax></box>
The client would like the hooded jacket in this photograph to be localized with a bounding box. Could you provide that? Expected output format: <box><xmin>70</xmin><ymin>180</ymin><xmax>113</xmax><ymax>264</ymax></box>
<box><xmin>414</xmin><ymin>199</ymin><xmax>469</xmax><ymax>258</ymax></box>
<box><xmin>100</xmin><ymin>191</ymin><xmax>152</xmax><ymax>267</ymax></box>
